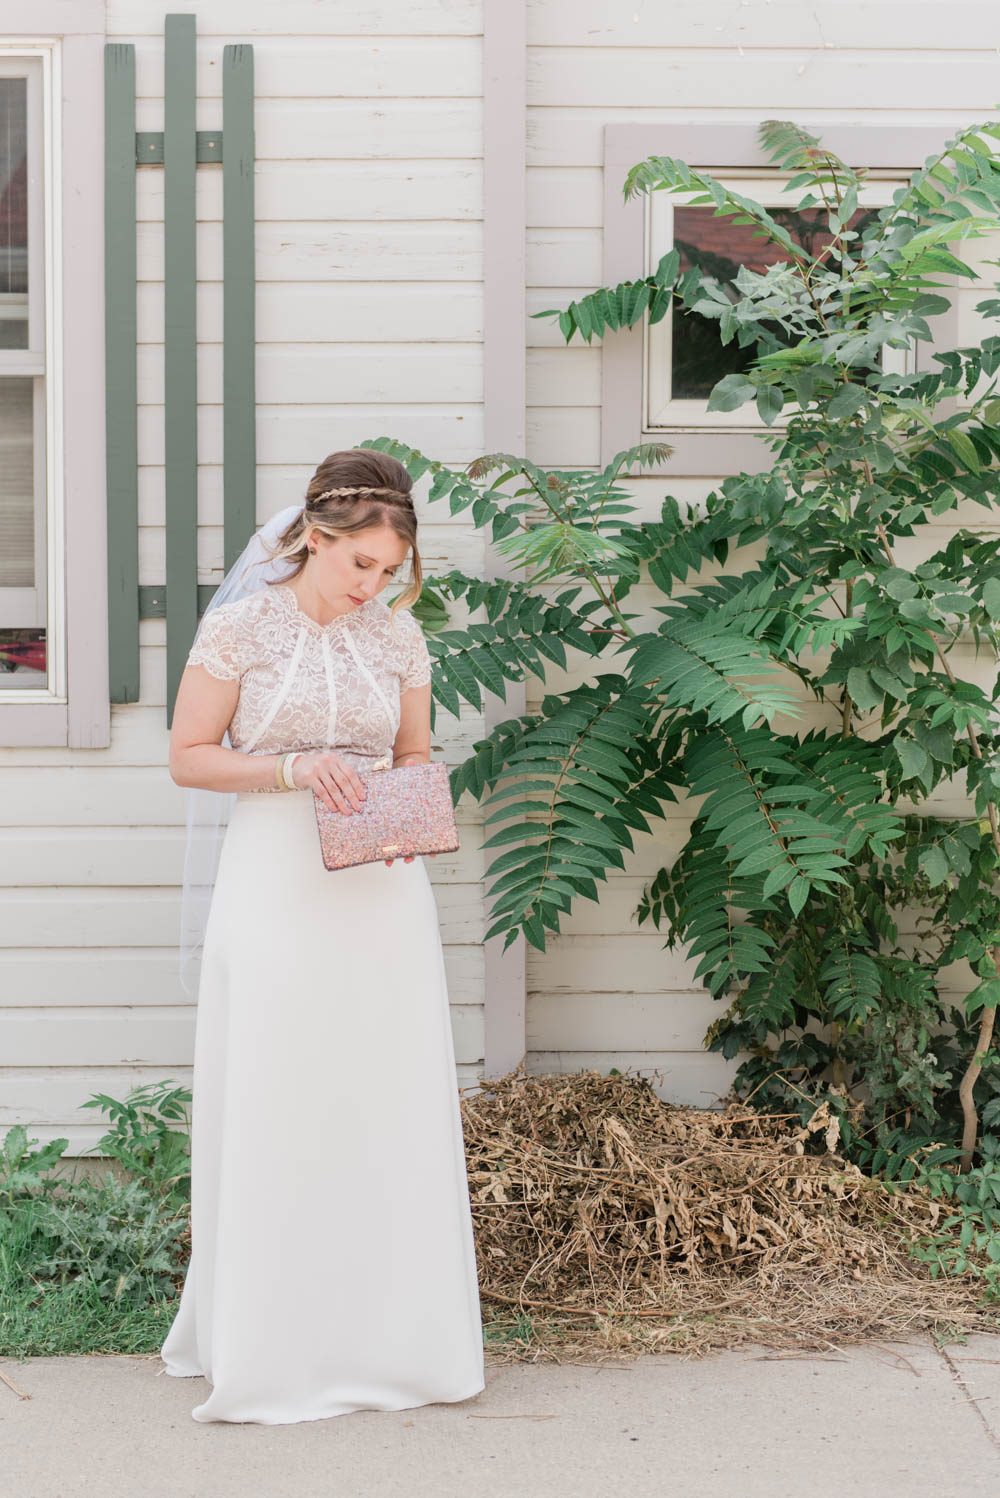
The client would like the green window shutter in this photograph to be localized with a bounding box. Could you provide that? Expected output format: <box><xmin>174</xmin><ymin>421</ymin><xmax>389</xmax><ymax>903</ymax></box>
<box><xmin>163</xmin><ymin>12</ymin><xmax>198</xmax><ymax>727</ymax></box>
<box><xmin>223</xmin><ymin>44</ymin><xmax>256</xmax><ymax>572</ymax></box>
<box><xmin>104</xmin><ymin>43</ymin><xmax>139</xmax><ymax>705</ymax></box>
<box><xmin>104</xmin><ymin>15</ymin><xmax>256</xmax><ymax>724</ymax></box>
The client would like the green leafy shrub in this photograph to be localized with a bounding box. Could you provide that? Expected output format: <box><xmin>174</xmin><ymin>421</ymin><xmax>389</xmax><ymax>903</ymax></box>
<box><xmin>28</xmin><ymin>1174</ymin><xmax>188</xmax><ymax>1306</ymax></box>
<box><xmin>362</xmin><ymin>117</ymin><xmax>1000</xmax><ymax>1187</ymax></box>
<box><xmin>80</xmin><ymin>1080</ymin><xmax>192</xmax><ymax>1209</ymax></box>
<box><xmin>893</xmin><ymin>1147</ymin><xmax>1000</xmax><ymax>1292</ymax></box>
<box><xmin>0</xmin><ymin>1082</ymin><xmax>191</xmax><ymax>1354</ymax></box>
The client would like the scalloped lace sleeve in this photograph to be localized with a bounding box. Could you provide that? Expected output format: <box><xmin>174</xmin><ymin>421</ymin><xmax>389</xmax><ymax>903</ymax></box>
<box><xmin>398</xmin><ymin>609</ymin><xmax>432</xmax><ymax>692</ymax></box>
<box><xmin>186</xmin><ymin>603</ymin><xmax>245</xmax><ymax>682</ymax></box>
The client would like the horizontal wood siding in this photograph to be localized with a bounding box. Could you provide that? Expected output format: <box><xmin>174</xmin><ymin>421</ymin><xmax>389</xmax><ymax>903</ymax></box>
<box><xmin>1</xmin><ymin>0</ymin><xmax>487</xmax><ymax>1152</ymax></box>
<box><xmin>522</xmin><ymin>1</ymin><xmax>1000</xmax><ymax>1101</ymax></box>
<box><xmin>8</xmin><ymin>0</ymin><xmax>1000</xmax><ymax>1150</ymax></box>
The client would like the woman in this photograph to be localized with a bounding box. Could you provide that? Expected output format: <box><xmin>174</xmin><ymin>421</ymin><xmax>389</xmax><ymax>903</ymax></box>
<box><xmin>159</xmin><ymin>448</ymin><xmax>486</xmax><ymax>1425</ymax></box>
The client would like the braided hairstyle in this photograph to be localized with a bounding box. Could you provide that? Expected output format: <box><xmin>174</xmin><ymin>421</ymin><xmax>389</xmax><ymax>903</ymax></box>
<box><xmin>263</xmin><ymin>448</ymin><xmax>423</xmax><ymax>616</ymax></box>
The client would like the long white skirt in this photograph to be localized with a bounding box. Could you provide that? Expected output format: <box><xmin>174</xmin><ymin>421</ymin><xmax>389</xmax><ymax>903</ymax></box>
<box><xmin>159</xmin><ymin>786</ymin><xmax>486</xmax><ymax>1424</ymax></box>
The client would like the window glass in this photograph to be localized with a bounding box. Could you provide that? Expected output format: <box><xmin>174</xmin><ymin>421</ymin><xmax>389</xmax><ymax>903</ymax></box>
<box><xmin>0</xmin><ymin>76</ymin><xmax>27</xmax><ymax>352</ymax></box>
<box><xmin>670</xmin><ymin>203</ymin><xmax>879</xmax><ymax>399</ymax></box>
<box><xmin>0</xmin><ymin>376</ymin><xmax>43</xmax><ymax>687</ymax></box>
<box><xmin>0</xmin><ymin>61</ymin><xmax>45</xmax><ymax>691</ymax></box>
<box><xmin>645</xmin><ymin>175</ymin><xmax>908</xmax><ymax>428</ymax></box>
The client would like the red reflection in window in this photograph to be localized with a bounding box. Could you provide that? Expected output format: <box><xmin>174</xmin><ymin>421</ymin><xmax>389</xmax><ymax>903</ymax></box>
<box><xmin>0</xmin><ymin>630</ymin><xmax>45</xmax><ymax>674</ymax></box>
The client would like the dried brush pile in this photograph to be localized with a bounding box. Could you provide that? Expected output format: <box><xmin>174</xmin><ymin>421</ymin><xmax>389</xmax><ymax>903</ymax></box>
<box><xmin>460</xmin><ymin>1068</ymin><xmax>1000</xmax><ymax>1362</ymax></box>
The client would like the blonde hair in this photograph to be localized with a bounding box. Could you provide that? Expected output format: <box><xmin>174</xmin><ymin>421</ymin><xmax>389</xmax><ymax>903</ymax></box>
<box><xmin>262</xmin><ymin>449</ymin><xmax>423</xmax><ymax>621</ymax></box>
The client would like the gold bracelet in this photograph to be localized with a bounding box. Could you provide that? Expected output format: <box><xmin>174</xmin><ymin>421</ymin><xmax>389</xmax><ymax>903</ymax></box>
<box><xmin>275</xmin><ymin>752</ymin><xmax>289</xmax><ymax>790</ymax></box>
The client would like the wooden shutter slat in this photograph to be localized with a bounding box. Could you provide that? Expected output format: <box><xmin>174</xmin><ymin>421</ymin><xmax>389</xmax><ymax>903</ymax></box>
<box><xmin>163</xmin><ymin>12</ymin><xmax>198</xmax><ymax>728</ymax></box>
<box><xmin>222</xmin><ymin>44</ymin><xmax>256</xmax><ymax>571</ymax></box>
<box><xmin>104</xmin><ymin>43</ymin><xmax>139</xmax><ymax>704</ymax></box>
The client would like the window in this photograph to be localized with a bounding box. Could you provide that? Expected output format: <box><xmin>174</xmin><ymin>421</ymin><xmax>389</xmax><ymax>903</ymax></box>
<box><xmin>600</xmin><ymin>124</ymin><xmax>962</xmax><ymax>475</ymax></box>
<box><xmin>0</xmin><ymin>4</ymin><xmax>107</xmax><ymax>749</ymax></box>
<box><xmin>0</xmin><ymin>57</ymin><xmax>55</xmax><ymax>697</ymax></box>
<box><xmin>645</xmin><ymin>174</ymin><xmax>911</xmax><ymax>430</ymax></box>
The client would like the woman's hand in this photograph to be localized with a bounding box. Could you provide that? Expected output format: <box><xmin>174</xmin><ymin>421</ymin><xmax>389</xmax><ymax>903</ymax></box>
<box><xmin>292</xmin><ymin>750</ymin><xmax>437</xmax><ymax>866</ymax></box>
<box><xmin>291</xmin><ymin>750</ymin><xmax>366</xmax><ymax>815</ymax></box>
<box><xmin>384</xmin><ymin>752</ymin><xmax>437</xmax><ymax>866</ymax></box>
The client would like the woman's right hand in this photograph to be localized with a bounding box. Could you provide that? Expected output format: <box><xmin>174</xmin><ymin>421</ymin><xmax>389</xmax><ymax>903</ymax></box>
<box><xmin>290</xmin><ymin>750</ymin><xmax>367</xmax><ymax>815</ymax></box>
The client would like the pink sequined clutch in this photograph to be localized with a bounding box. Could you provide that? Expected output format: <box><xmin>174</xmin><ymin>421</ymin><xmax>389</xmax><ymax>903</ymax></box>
<box><xmin>312</xmin><ymin>761</ymin><xmax>460</xmax><ymax>870</ymax></box>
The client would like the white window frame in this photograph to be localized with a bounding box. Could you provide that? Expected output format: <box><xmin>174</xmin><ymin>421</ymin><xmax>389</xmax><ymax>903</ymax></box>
<box><xmin>0</xmin><ymin>49</ymin><xmax>64</xmax><ymax>701</ymax></box>
<box><xmin>601</xmin><ymin>124</ymin><xmax>964</xmax><ymax>477</ymax></box>
<box><xmin>644</xmin><ymin>172</ymin><xmax>914</xmax><ymax>431</ymax></box>
<box><xmin>0</xmin><ymin>0</ymin><xmax>107</xmax><ymax>749</ymax></box>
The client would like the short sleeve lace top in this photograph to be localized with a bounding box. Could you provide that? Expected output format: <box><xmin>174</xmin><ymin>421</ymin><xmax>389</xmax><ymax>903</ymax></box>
<box><xmin>185</xmin><ymin>583</ymin><xmax>432</xmax><ymax>789</ymax></box>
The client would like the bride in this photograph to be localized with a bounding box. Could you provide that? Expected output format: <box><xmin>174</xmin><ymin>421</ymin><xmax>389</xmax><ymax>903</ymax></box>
<box><xmin>158</xmin><ymin>447</ymin><xmax>486</xmax><ymax>1424</ymax></box>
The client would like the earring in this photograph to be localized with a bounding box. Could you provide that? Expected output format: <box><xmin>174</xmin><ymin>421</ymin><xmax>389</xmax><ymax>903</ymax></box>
<box><xmin>308</xmin><ymin>546</ymin><xmax>316</xmax><ymax>555</ymax></box>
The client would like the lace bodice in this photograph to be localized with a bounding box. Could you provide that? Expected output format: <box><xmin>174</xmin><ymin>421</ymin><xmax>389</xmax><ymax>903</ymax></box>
<box><xmin>185</xmin><ymin>583</ymin><xmax>432</xmax><ymax>790</ymax></box>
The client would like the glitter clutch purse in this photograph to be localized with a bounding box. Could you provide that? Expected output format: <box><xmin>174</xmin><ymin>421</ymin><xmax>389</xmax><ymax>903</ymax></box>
<box><xmin>312</xmin><ymin>758</ymin><xmax>460</xmax><ymax>870</ymax></box>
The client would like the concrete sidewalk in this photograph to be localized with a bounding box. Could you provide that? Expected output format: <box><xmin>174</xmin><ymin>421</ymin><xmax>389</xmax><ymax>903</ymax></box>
<box><xmin>3</xmin><ymin>1335</ymin><xmax>1000</xmax><ymax>1497</ymax></box>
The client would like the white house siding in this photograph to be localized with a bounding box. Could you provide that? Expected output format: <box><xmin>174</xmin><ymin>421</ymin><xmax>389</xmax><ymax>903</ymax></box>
<box><xmin>522</xmin><ymin>0</ymin><xmax>1000</xmax><ymax>1106</ymax></box>
<box><xmin>0</xmin><ymin>0</ymin><xmax>489</xmax><ymax>1154</ymax></box>
<box><xmin>4</xmin><ymin>1</ymin><xmax>1000</xmax><ymax>1153</ymax></box>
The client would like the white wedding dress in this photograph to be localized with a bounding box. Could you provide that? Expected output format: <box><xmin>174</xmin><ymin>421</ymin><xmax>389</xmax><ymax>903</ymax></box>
<box><xmin>159</xmin><ymin>583</ymin><xmax>486</xmax><ymax>1424</ymax></box>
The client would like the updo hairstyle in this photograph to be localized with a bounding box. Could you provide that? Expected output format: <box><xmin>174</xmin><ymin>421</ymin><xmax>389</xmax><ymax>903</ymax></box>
<box><xmin>262</xmin><ymin>448</ymin><xmax>423</xmax><ymax>620</ymax></box>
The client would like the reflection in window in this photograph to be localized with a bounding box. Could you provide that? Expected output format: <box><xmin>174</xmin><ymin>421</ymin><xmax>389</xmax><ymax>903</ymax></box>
<box><xmin>0</xmin><ymin>629</ymin><xmax>45</xmax><ymax>681</ymax></box>
<box><xmin>0</xmin><ymin>376</ymin><xmax>43</xmax><ymax>686</ymax></box>
<box><xmin>670</xmin><ymin>204</ymin><xmax>878</xmax><ymax>399</ymax></box>
<box><xmin>0</xmin><ymin>61</ymin><xmax>45</xmax><ymax>692</ymax></box>
<box><xmin>0</xmin><ymin>376</ymin><xmax>32</xmax><ymax>585</ymax></box>
<box><xmin>0</xmin><ymin>77</ymin><xmax>27</xmax><ymax>352</ymax></box>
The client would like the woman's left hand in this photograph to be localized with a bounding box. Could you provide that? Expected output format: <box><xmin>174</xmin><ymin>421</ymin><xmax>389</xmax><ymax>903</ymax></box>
<box><xmin>384</xmin><ymin>753</ymin><xmax>439</xmax><ymax>865</ymax></box>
